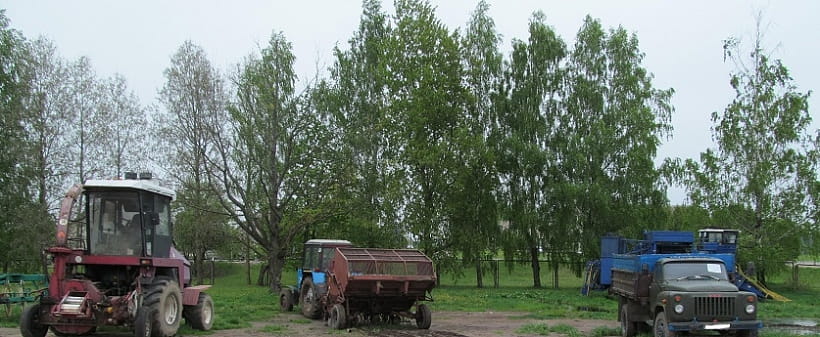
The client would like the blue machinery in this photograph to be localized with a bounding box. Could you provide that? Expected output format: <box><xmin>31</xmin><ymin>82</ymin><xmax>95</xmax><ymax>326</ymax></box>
<box><xmin>581</xmin><ymin>229</ymin><xmax>789</xmax><ymax>301</ymax></box>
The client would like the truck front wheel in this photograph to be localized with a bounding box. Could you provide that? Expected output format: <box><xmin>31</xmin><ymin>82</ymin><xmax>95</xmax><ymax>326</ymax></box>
<box><xmin>654</xmin><ymin>312</ymin><xmax>676</xmax><ymax>337</ymax></box>
<box><xmin>620</xmin><ymin>304</ymin><xmax>637</xmax><ymax>337</ymax></box>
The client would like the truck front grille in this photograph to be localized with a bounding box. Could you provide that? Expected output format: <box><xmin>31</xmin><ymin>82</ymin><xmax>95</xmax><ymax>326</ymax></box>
<box><xmin>694</xmin><ymin>296</ymin><xmax>734</xmax><ymax>318</ymax></box>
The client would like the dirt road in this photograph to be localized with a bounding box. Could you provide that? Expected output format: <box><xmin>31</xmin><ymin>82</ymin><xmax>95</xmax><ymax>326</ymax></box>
<box><xmin>1</xmin><ymin>311</ymin><xmax>618</xmax><ymax>337</ymax></box>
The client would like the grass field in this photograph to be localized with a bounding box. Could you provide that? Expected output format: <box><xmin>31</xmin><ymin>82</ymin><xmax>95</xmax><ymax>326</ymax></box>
<box><xmin>2</xmin><ymin>262</ymin><xmax>819</xmax><ymax>337</ymax></box>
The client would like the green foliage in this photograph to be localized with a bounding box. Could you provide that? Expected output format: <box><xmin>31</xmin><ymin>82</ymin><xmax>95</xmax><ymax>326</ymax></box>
<box><xmin>388</xmin><ymin>0</ymin><xmax>467</xmax><ymax>265</ymax></box>
<box><xmin>560</xmin><ymin>16</ymin><xmax>673</xmax><ymax>265</ymax></box>
<box><xmin>0</xmin><ymin>10</ymin><xmax>52</xmax><ymax>273</ymax></box>
<box><xmin>675</xmin><ymin>28</ymin><xmax>819</xmax><ymax>282</ymax></box>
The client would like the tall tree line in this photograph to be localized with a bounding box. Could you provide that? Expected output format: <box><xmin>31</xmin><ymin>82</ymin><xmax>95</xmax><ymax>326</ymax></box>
<box><xmin>1</xmin><ymin>3</ymin><xmax>817</xmax><ymax>289</ymax></box>
<box><xmin>0</xmin><ymin>10</ymin><xmax>149</xmax><ymax>271</ymax></box>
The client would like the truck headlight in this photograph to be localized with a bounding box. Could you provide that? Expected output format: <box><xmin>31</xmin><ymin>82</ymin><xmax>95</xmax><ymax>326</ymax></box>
<box><xmin>674</xmin><ymin>304</ymin><xmax>684</xmax><ymax>314</ymax></box>
<box><xmin>745</xmin><ymin>304</ymin><xmax>755</xmax><ymax>314</ymax></box>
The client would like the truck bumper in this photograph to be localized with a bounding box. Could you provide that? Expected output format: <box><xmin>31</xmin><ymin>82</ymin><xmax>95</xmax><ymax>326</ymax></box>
<box><xmin>669</xmin><ymin>320</ymin><xmax>762</xmax><ymax>332</ymax></box>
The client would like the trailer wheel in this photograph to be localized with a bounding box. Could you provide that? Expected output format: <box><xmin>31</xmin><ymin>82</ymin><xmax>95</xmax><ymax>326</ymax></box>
<box><xmin>20</xmin><ymin>304</ymin><xmax>47</xmax><ymax>337</ymax></box>
<box><xmin>620</xmin><ymin>304</ymin><xmax>637</xmax><ymax>337</ymax></box>
<box><xmin>415</xmin><ymin>304</ymin><xmax>431</xmax><ymax>329</ymax></box>
<box><xmin>184</xmin><ymin>293</ymin><xmax>214</xmax><ymax>330</ymax></box>
<box><xmin>144</xmin><ymin>278</ymin><xmax>182</xmax><ymax>337</ymax></box>
<box><xmin>329</xmin><ymin>304</ymin><xmax>347</xmax><ymax>329</ymax></box>
<box><xmin>279</xmin><ymin>288</ymin><xmax>294</xmax><ymax>312</ymax></box>
<box><xmin>134</xmin><ymin>306</ymin><xmax>154</xmax><ymax>337</ymax></box>
<box><xmin>654</xmin><ymin>311</ymin><xmax>675</xmax><ymax>337</ymax></box>
<box><xmin>299</xmin><ymin>278</ymin><xmax>322</xmax><ymax>319</ymax></box>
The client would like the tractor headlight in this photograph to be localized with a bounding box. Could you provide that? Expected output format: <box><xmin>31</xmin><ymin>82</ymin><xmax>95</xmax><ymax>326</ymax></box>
<box><xmin>745</xmin><ymin>304</ymin><xmax>755</xmax><ymax>314</ymax></box>
<box><xmin>674</xmin><ymin>304</ymin><xmax>684</xmax><ymax>314</ymax></box>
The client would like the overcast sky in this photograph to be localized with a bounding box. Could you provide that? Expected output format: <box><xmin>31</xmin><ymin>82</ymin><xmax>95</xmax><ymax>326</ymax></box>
<box><xmin>3</xmin><ymin>0</ymin><xmax>819</xmax><ymax>203</ymax></box>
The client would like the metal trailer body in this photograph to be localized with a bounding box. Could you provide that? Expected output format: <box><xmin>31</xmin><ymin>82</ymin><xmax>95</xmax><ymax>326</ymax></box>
<box><xmin>281</xmin><ymin>241</ymin><xmax>436</xmax><ymax>330</ymax></box>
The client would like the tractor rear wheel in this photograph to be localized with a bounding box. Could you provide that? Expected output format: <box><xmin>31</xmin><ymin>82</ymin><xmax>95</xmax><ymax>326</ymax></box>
<box><xmin>143</xmin><ymin>278</ymin><xmax>182</xmax><ymax>337</ymax></box>
<box><xmin>415</xmin><ymin>304</ymin><xmax>431</xmax><ymax>329</ymax></box>
<box><xmin>299</xmin><ymin>278</ymin><xmax>322</xmax><ymax>319</ymax></box>
<box><xmin>183</xmin><ymin>293</ymin><xmax>214</xmax><ymax>330</ymax></box>
<box><xmin>20</xmin><ymin>304</ymin><xmax>47</xmax><ymax>337</ymax></box>
<box><xmin>279</xmin><ymin>288</ymin><xmax>294</xmax><ymax>312</ymax></box>
<box><xmin>329</xmin><ymin>304</ymin><xmax>347</xmax><ymax>329</ymax></box>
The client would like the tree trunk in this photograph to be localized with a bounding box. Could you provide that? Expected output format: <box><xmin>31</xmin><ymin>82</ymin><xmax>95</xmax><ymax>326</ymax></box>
<box><xmin>257</xmin><ymin>264</ymin><xmax>269</xmax><ymax>287</ymax></box>
<box><xmin>552</xmin><ymin>262</ymin><xmax>559</xmax><ymax>289</ymax></box>
<box><xmin>245</xmin><ymin>249</ymin><xmax>251</xmax><ymax>285</ymax></box>
<box><xmin>530</xmin><ymin>247</ymin><xmax>541</xmax><ymax>288</ymax></box>
<box><xmin>268</xmin><ymin>252</ymin><xmax>285</xmax><ymax>293</ymax></box>
<box><xmin>475</xmin><ymin>260</ymin><xmax>484</xmax><ymax>288</ymax></box>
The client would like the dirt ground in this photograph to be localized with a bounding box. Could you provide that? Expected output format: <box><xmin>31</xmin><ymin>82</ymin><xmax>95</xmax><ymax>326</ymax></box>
<box><xmin>0</xmin><ymin>311</ymin><xmax>618</xmax><ymax>337</ymax></box>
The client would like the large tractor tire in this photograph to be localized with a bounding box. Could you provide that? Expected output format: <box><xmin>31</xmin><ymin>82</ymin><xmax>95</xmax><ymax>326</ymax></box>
<box><xmin>134</xmin><ymin>306</ymin><xmax>154</xmax><ymax>337</ymax></box>
<box><xmin>279</xmin><ymin>288</ymin><xmax>294</xmax><ymax>312</ymax></box>
<box><xmin>299</xmin><ymin>278</ymin><xmax>322</xmax><ymax>319</ymax></box>
<box><xmin>143</xmin><ymin>278</ymin><xmax>183</xmax><ymax>337</ymax></box>
<box><xmin>415</xmin><ymin>304</ymin><xmax>432</xmax><ymax>329</ymax></box>
<box><xmin>183</xmin><ymin>293</ymin><xmax>214</xmax><ymax>331</ymax></box>
<box><xmin>329</xmin><ymin>304</ymin><xmax>347</xmax><ymax>330</ymax></box>
<box><xmin>20</xmin><ymin>304</ymin><xmax>48</xmax><ymax>337</ymax></box>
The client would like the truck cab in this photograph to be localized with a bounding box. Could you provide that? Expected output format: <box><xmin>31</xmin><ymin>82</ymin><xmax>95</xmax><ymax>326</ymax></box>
<box><xmin>649</xmin><ymin>258</ymin><xmax>760</xmax><ymax>337</ymax></box>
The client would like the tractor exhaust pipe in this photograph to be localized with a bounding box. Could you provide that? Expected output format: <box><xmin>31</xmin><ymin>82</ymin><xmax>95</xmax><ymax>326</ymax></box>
<box><xmin>55</xmin><ymin>184</ymin><xmax>83</xmax><ymax>247</ymax></box>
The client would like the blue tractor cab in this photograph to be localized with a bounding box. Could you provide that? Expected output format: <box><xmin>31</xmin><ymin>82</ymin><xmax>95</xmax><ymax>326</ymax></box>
<box><xmin>280</xmin><ymin>239</ymin><xmax>352</xmax><ymax>317</ymax></box>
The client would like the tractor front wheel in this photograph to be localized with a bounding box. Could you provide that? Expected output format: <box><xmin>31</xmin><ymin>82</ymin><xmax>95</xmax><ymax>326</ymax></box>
<box><xmin>134</xmin><ymin>306</ymin><xmax>154</xmax><ymax>337</ymax></box>
<box><xmin>415</xmin><ymin>304</ymin><xmax>431</xmax><ymax>329</ymax></box>
<box><xmin>143</xmin><ymin>278</ymin><xmax>182</xmax><ymax>337</ymax></box>
<box><xmin>299</xmin><ymin>278</ymin><xmax>322</xmax><ymax>319</ymax></box>
<box><xmin>279</xmin><ymin>288</ymin><xmax>294</xmax><ymax>312</ymax></box>
<box><xmin>20</xmin><ymin>304</ymin><xmax>47</xmax><ymax>337</ymax></box>
<box><xmin>184</xmin><ymin>293</ymin><xmax>214</xmax><ymax>330</ymax></box>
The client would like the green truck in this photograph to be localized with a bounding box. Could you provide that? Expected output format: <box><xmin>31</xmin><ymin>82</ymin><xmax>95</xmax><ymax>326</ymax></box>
<box><xmin>601</xmin><ymin>231</ymin><xmax>762</xmax><ymax>337</ymax></box>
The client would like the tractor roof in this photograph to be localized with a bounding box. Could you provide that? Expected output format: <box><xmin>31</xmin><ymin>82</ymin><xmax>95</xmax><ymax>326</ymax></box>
<box><xmin>84</xmin><ymin>179</ymin><xmax>175</xmax><ymax>200</ymax></box>
<box><xmin>305</xmin><ymin>239</ymin><xmax>353</xmax><ymax>247</ymax></box>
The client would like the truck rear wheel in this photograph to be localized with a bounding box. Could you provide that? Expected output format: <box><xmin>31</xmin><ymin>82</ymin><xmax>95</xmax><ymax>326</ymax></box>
<box><xmin>329</xmin><ymin>304</ymin><xmax>347</xmax><ymax>329</ymax></box>
<box><xmin>144</xmin><ymin>278</ymin><xmax>182</xmax><ymax>337</ymax></box>
<box><xmin>654</xmin><ymin>311</ymin><xmax>676</xmax><ymax>337</ymax></box>
<box><xmin>415</xmin><ymin>304</ymin><xmax>432</xmax><ymax>329</ymax></box>
<box><xmin>184</xmin><ymin>293</ymin><xmax>214</xmax><ymax>330</ymax></box>
<box><xmin>620</xmin><ymin>304</ymin><xmax>637</xmax><ymax>337</ymax></box>
<box><xmin>20</xmin><ymin>304</ymin><xmax>47</xmax><ymax>337</ymax></box>
<box><xmin>299</xmin><ymin>278</ymin><xmax>322</xmax><ymax>319</ymax></box>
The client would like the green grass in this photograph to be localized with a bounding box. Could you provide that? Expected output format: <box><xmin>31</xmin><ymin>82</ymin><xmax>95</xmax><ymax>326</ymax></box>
<box><xmin>3</xmin><ymin>261</ymin><xmax>819</xmax><ymax>337</ymax></box>
<box><xmin>517</xmin><ymin>323</ymin><xmax>583</xmax><ymax>337</ymax></box>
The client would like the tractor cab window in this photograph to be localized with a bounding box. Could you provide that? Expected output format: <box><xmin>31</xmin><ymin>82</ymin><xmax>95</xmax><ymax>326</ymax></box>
<box><xmin>88</xmin><ymin>191</ymin><xmax>142</xmax><ymax>256</ymax></box>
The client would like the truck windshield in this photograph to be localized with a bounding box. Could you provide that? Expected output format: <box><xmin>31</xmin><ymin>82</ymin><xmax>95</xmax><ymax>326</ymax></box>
<box><xmin>664</xmin><ymin>262</ymin><xmax>728</xmax><ymax>281</ymax></box>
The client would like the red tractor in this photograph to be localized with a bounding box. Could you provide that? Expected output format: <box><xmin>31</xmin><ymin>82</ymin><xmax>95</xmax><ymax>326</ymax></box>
<box><xmin>20</xmin><ymin>174</ymin><xmax>214</xmax><ymax>337</ymax></box>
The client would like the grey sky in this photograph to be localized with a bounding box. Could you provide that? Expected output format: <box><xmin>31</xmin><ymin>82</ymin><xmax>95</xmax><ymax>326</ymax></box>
<box><xmin>3</xmin><ymin>0</ymin><xmax>818</xmax><ymax>203</ymax></box>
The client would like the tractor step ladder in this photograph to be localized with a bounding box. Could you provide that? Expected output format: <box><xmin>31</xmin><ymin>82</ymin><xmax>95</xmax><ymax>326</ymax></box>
<box><xmin>58</xmin><ymin>292</ymin><xmax>88</xmax><ymax>314</ymax></box>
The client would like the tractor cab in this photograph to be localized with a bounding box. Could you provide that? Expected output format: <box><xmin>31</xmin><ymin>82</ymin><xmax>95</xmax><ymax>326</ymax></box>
<box><xmin>298</xmin><ymin>239</ymin><xmax>352</xmax><ymax>288</ymax></box>
<box><xmin>83</xmin><ymin>176</ymin><xmax>174</xmax><ymax>258</ymax></box>
<box><xmin>697</xmin><ymin>228</ymin><xmax>739</xmax><ymax>254</ymax></box>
